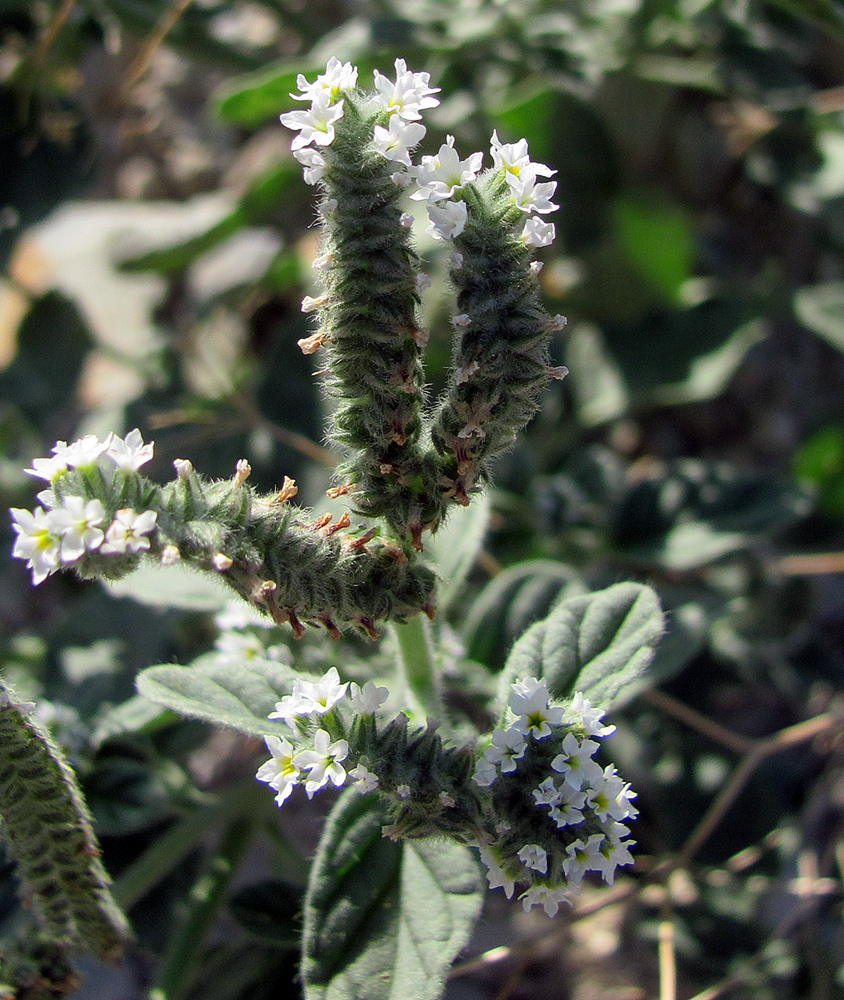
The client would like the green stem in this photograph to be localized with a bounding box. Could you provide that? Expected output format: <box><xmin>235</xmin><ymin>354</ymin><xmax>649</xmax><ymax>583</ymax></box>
<box><xmin>390</xmin><ymin>616</ymin><xmax>441</xmax><ymax>720</ymax></box>
<box><xmin>148</xmin><ymin>817</ymin><xmax>252</xmax><ymax>1000</ymax></box>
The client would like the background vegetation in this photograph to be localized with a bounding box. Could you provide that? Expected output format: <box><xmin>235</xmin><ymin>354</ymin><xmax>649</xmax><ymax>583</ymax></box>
<box><xmin>4</xmin><ymin>0</ymin><xmax>844</xmax><ymax>997</ymax></box>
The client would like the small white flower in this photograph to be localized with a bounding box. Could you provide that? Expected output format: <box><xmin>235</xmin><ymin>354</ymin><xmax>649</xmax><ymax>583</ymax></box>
<box><xmin>522</xmin><ymin>216</ymin><xmax>556</xmax><ymax>248</ymax></box>
<box><xmin>53</xmin><ymin>435</ymin><xmax>110</xmax><ymax>469</ymax></box>
<box><xmin>390</xmin><ymin>170</ymin><xmax>413</xmax><ymax>188</ymax></box>
<box><xmin>508</xmin><ymin>677</ymin><xmax>564</xmax><ymax>739</ymax></box>
<box><xmin>529</xmin><ymin>260</ymin><xmax>544</xmax><ymax>275</ymax></box>
<box><xmin>373</xmin><ymin>58</ymin><xmax>440</xmax><ymax>120</ymax></box>
<box><xmin>301</xmin><ymin>294</ymin><xmax>328</xmax><ymax>313</ymax></box>
<box><xmin>519</xmin><ymin>882</ymin><xmax>570</xmax><ymax>917</ymax></box>
<box><xmin>484</xmin><ymin>727</ymin><xmax>526</xmax><ymax>773</ymax></box>
<box><xmin>472</xmin><ymin>757</ymin><xmax>497</xmax><ymax>787</ymax></box>
<box><xmin>372</xmin><ymin>115</ymin><xmax>426</xmax><ymax>167</ymax></box>
<box><xmin>256</xmin><ymin>735</ymin><xmax>299</xmax><ymax>806</ymax></box>
<box><xmin>551</xmin><ymin>733</ymin><xmax>603</xmax><ymax>791</ymax></box>
<box><xmin>100</xmin><ymin>508</ymin><xmax>157</xmax><ymax>555</ymax></box>
<box><xmin>174</xmin><ymin>459</ymin><xmax>193</xmax><ymax>479</ymax></box>
<box><xmin>448</xmin><ymin>251</ymin><xmax>463</xmax><ymax>269</ymax></box>
<box><xmin>439</xmin><ymin>791</ymin><xmax>456</xmax><ymax>808</ymax></box>
<box><xmin>10</xmin><ymin>507</ymin><xmax>62</xmax><ymax>584</ymax></box>
<box><xmin>549</xmin><ymin>789</ymin><xmax>586</xmax><ymax>827</ymax></box>
<box><xmin>517</xmin><ymin>843</ymin><xmax>548</xmax><ymax>874</ymax></box>
<box><xmin>293</xmin><ymin>146</ymin><xmax>327</xmax><ymax>184</ymax></box>
<box><xmin>281</xmin><ymin>91</ymin><xmax>344</xmax><ymax>150</ymax></box>
<box><xmin>24</xmin><ymin>454</ymin><xmax>68</xmax><ymax>481</ymax></box>
<box><xmin>50</xmin><ymin>496</ymin><xmax>105</xmax><ymax>562</ymax></box>
<box><xmin>590</xmin><ymin>825</ymin><xmax>635</xmax><ymax>884</ymax></box>
<box><xmin>395</xmin><ymin>783</ymin><xmax>412</xmax><ymax>800</ymax></box>
<box><xmin>269</xmin><ymin>667</ymin><xmax>348</xmax><ymax>721</ymax></box>
<box><xmin>215</xmin><ymin>631</ymin><xmax>270</xmax><ymax>665</ymax></box>
<box><xmin>160</xmin><ymin>545</ymin><xmax>180</xmax><ymax>566</ymax></box>
<box><xmin>215</xmin><ymin>599</ymin><xmax>274</xmax><ymax>631</ymax></box>
<box><xmin>293</xmin><ymin>729</ymin><xmax>348</xmax><ymax>797</ymax></box>
<box><xmin>532</xmin><ymin>776</ymin><xmax>561</xmax><ymax>807</ymax></box>
<box><xmin>212</xmin><ymin>553</ymin><xmax>233</xmax><ymax>571</ymax></box>
<box><xmin>415</xmin><ymin>272</ymin><xmax>431</xmax><ymax>291</ymax></box>
<box><xmin>350</xmin><ymin>763</ymin><xmax>379</xmax><ymax>793</ymax></box>
<box><xmin>290</xmin><ymin>57</ymin><xmax>358</xmax><ymax>103</ymax></box>
<box><xmin>411</xmin><ymin>136</ymin><xmax>483</xmax><ymax>202</ymax></box>
<box><xmin>400</xmin><ymin>212</ymin><xmax>414</xmax><ymax>228</ymax></box>
<box><xmin>570</xmin><ymin>692</ymin><xmax>616</xmax><ymax>738</ymax></box>
<box><xmin>478</xmin><ymin>846</ymin><xmax>515</xmax><ymax>898</ymax></box>
<box><xmin>451</xmin><ymin>313</ymin><xmax>471</xmax><ymax>328</ymax></box>
<box><xmin>321</xmin><ymin>198</ymin><xmax>338</xmax><ymax>214</ymax></box>
<box><xmin>490</xmin><ymin>131</ymin><xmax>555</xmax><ymax>181</ymax></box>
<box><xmin>507</xmin><ymin>171</ymin><xmax>559</xmax><ymax>215</ymax></box>
<box><xmin>562</xmin><ymin>833</ymin><xmax>606</xmax><ymax>885</ymax></box>
<box><xmin>425</xmin><ymin>200</ymin><xmax>467</xmax><ymax>241</ymax></box>
<box><xmin>349</xmin><ymin>680</ymin><xmax>388</xmax><ymax>715</ymax></box>
<box><xmin>107</xmin><ymin>429</ymin><xmax>154</xmax><ymax>471</ymax></box>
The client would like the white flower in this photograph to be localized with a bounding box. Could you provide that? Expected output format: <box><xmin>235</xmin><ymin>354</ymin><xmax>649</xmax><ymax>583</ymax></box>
<box><xmin>107</xmin><ymin>429</ymin><xmax>154</xmax><ymax>471</ymax></box>
<box><xmin>490</xmin><ymin>130</ymin><xmax>555</xmax><ymax>181</ymax></box>
<box><xmin>301</xmin><ymin>294</ymin><xmax>328</xmax><ymax>313</ymax></box>
<box><xmin>549</xmin><ymin>790</ymin><xmax>586</xmax><ymax>828</ymax></box>
<box><xmin>281</xmin><ymin>91</ymin><xmax>344</xmax><ymax>150</ymax></box>
<box><xmin>484</xmin><ymin>727</ymin><xmax>526</xmax><ymax>773</ymax></box>
<box><xmin>400</xmin><ymin>212</ymin><xmax>414</xmax><ymax>228</ymax></box>
<box><xmin>415</xmin><ymin>273</ymin><xmax>431</xmax><ymax>291</ymax></box>
<box><xmin>478</xmin><ymin>846</ymin><xmax>515</xmax><ymax>898</ymax></box>
<box><xmin>256</xmin><ymin>735</ymin><xmax>299</xmax><ymax>806</ymax></box>
<box><xmin>506</xmin><ymin>171</ymin><xmax>559</xmax><ymax>215</ymax></box>
<box><xmin>294</xmin><ymin>729</ymin><xmax>349</xmax><ymax>797</ymax></box>
<box><xmin>53</xmin><ymin>435</ymin><xmax>110</xmax><ymax>469</ymax></box>
<box><xmin>570</xmin><ymin>692</ymin><xmax>616</xmax><ymax>738</ymax></box>
<box><xmin>590</xmin><ymin>825</ymin><xmax>635</xmax><ymax>884</ymax></box>
<box><xmin>24</xmin><ymin>454</ymin><xmax>68</xmax><ymax>481</ymax></box>
<box><xmin>395</xmin><ymin>783</ymin><xmax>412</xmax><ymax>800</ymax></box>
<box><xmin>519</xmin><ymin>882</ymin><xmax>570</xmax><ymax>917</ymax></box>
<box><xmin>269</xmin><ymin>666</ymin><xmax>348</xmax><ymax>721</ymax></box>
<box><xmin>373</xmin><ymin>58</ymin><xmax>440</xmax><ymax>120</ymax></box>
<box><xmin>451</xmin><ymin>313</ymin><xmax>471</xmax><ymax>328</ymax></box>
<box><xmin>517</xmin><ymin>843</ymin><xmax>548</xmax><ymax>874</ymax></box>
<box><xmin>50</xmin><ymin>496</ymin><xmax>105</xmax><ymax>562</ymax></box>
<box><xmin>425</xmin><ymin>200</ymin><xmax>468</xmax><ymax>241</ymax></box>
<box><xmin>349</xmin><ymin>680</ymin><xmax>388</xmax><ymax>715</ymax></box>
<box><xmin>174</xmin><ymin>459</ymin><xmax>193</xmax><ymax>479</ymax></box>
<box><xmin>350</xmin><ymin>763</ymin><xmax>379</xmax><ymax>793</ymax></box>
<box><xmin>390</xmin><ymin>170</ymin><xmax>413</xmax><ymax>188</ymax></box>
<box><xmin>101</xmin><ymin>508</ymin><xmax>157</xmax><ymax>555</ymax></box>
<box><xmin>530</xmin><ymin>260</ymin><xmax>544</xmax><ymax>275</ymax></box>
<box><xmin>551</xmin><ymin>732</ymin><xmax>603</xmax><ymax>790</ymax></box>
<box><xmin>290</xmin><ymin>57</ymin><xmax>357</xmax><ymax>103</ymax></box>
<box><xmin>439</xmin><ymin>791</ymin><xmax>456</xmax><ymax>808</ymax></box>
<box><xmin>472</xmin><ymin>757</ymin><xmax>498</xmax><ymax>787</ymax></box>
<box><xmin>411</xmin><ymin>136</ymin><xmax>483</xmax><ymax>202</ymax></box>
<box><xmin>10</xmin><ymin>507</ymin><xmax>62</xmax><ymax>584</ymax></box>
<box><xmin>532</xmin><ymin>776</ymin><xmax>561</xmax><ymax>807</ymax></box>
<box><xmin>562</xmin><ymin>833</ymin><xmax>606</xmax><ymax>885</ymax></box>
<box><xmin>448</xmin><ymin>251</ymin><xmax>463</xmax><ymax>269</ymax></box>
<box><xmin>215</xmin><ymin>631</ymin><xmax>271</xmax><ymax>665</ymax></box>
<box><xmin>293</xmin><ymin>146</ymin><xmax>327</xmax><ymax>184</ymax></box>
<box><xmin>508</xmin><ymin>677</ymin><xmax>564</xmax><ymax>739</ymax></box>
<box><xmin>522</xmin><ymin>216</ymin><xmax>556</xmax><ymax>248</ymax></box>
<box><xmin>372</xmin><ymin>115</ymin><xmax>426</xmax><ymax>167</ymax></box>
<box><xmin>321</xmin><ymin>198</ymin><xmax>338</xmax><ymax>214</ymax></box>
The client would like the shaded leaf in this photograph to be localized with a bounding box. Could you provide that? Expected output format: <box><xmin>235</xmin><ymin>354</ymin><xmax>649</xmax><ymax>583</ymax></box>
<box><xmin>498</xmin><ymin>583</ymin><xmax>664</xmax><ymax>712</ymax></box>
<box><xmin>229</xmin><ymin>880</ymin><xmax>303</xmax><ymax>947</ymax></box>
<box><xmin>136</xmin><ymin>653</ymin><xmax>296</xmax><ymax>737</ymax></box>
<box><xmin>614</xmin><ymin>195</ymin><xmax>694</xmax><ymax>302</ymax></box>
<box><xmin>302</xmin><ymin>791</ymin><xmax>483</xmax><ymax>1000</ymax></box>
<box><xmin>427</xmin><ymin>492</ymin><xmax>491</xmax><ymax>615</ymax></box>
<box><xmin>106</xmin><ymin>562</ymin><xmax>230</xmax><ymax>611</ymax></box>
<box><xmin>795</xmin><ymin>282</ymin><xmax>844</xmax><ymax>352</ymax></box>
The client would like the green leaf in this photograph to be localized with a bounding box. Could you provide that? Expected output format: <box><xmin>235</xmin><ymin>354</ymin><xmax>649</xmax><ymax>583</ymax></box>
<box><xmin>497</xmin><ymin>583</ymin><xmax>664</xmax><ymax>712</ymax></box>
<box><xmin>106</xmin><ymin>562</ymin><xmax>229</xmax><ymax>610</ymax></box>
<box><xmin>427</xmin><ymin>492</ymin><xmax>491</xmax><ymax>615</ymax></box>
<box><xmin>795</xmin><ymin>282</ymin><xmax>844</xmax><ymax>352</ymax></box>
<box><xmin>136</xmin><ymin>653</ymin><xmax>297</xmax><ymax>737</ymax></box>
<box><xmin>302</xmin><ymin>791</ymin><xmax>484</xmax><ymax>1000</ymax></box>
<box><xmin>793</xmin><ymin>424</ymin><xmax>844</xmax><ymax>517</ymax></box>
<box><xmin>463</xmin><ymin>560</ymin><xmax>586</xmax><ymax>670</ymax></box>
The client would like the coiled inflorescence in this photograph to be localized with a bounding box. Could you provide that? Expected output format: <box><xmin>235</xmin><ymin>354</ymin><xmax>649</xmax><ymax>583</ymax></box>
<box><xmin>283</xmin><ymin>58</ymin><xmax>567</xmax><ymax>548</ymax></box>
<box><xmin>256</xmin><ymin>666</ymin><xmax>636</xmax><ymax>917</ymax></box>
<box><xmin>11</xmin><ymin>431</ymin><xmax>435</xmax><ymax>639</ymax></box>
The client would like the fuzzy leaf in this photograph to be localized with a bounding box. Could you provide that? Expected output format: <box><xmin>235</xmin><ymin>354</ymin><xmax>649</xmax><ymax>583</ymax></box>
<box><xmin>136</xmin><ymin>653</ymin><xmax>297</xmax><ymax>737</ymax></box>
<box><xmin>498</xmin><ymin>583</ymin><xmax>664</xmax><ymax>712</ymax></box>
<box><xmin>302</xmin><ymin>791</ymin><xmax>483</xmax><ymax>1000</ymax></box>
<box><xmin>428</xmin><ymin>492</ymin><xmax>491</xmax><ymax>615</ymax></box>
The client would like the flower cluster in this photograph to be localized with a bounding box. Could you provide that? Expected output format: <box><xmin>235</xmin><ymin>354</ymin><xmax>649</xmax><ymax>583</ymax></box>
<box><xmin>11</xmin><ymin>431</ymin><xmax>158</xmax><ymax>584</ymax></box>
<box><xmin>256</xmin><ymin>667</ymin><xmax>389</xmax><ymax>805</ymax></box>
<box><xmin>473</xmin><ymin>682</ymin><xmax>637</xmax><ymax>916</ymax></box>
<box><xmin>489</xmin><ymin>131</ymin><xmax>558</xmax><ymax>247</ymax></box>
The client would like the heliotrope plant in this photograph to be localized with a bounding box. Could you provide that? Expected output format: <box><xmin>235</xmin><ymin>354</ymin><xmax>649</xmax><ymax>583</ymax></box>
<box><xmin>6</xmin><ymin>57</ymin><xmax>662</xmax><ymax>1000</ymax></box>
